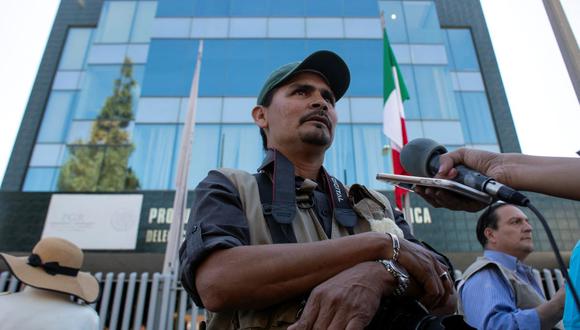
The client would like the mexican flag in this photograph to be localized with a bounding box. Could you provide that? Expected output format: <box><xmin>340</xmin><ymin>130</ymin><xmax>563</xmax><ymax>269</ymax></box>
<box><xmin>381</xmin><ymin>19</ymin><xmax>410</xmax><ymax>210</ymax></box>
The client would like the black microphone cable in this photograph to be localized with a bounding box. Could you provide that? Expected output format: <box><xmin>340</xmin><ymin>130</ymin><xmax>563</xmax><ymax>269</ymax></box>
<box><xmin>524</xmin><ymin>200</ymin><xmax>580</xmax><ymax>313</ymax></box>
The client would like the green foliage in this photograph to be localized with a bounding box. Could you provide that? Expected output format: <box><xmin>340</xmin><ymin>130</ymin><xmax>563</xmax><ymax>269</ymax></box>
<box><xmin>58</xmin><ymin>58</ymin><xmax>140</xmax><ymax>192</ymax></box>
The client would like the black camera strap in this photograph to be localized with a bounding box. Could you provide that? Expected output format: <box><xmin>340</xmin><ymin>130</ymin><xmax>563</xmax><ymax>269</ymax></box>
<box><xmin>255</xmin><ymin>149</ymin><xmax>357</xmax><ymax>243</ymax></box>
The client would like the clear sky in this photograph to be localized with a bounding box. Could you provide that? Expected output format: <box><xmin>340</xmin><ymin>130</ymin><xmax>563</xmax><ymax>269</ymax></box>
<box><xmin>0</xmin><ymin>0</ymin><xmax>578</xmax><ymax>182</ymax></box>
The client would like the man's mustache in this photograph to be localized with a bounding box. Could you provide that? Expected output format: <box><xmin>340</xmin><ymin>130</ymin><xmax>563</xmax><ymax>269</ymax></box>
<box><xmin>299</xmin><ymin>110</ymin><xmax>332</xmax><ymax>130</ymax></box>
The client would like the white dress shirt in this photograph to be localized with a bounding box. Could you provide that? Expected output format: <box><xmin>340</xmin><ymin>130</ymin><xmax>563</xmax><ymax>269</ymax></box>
<box><xmin>0</xmin><ymin>286</ymin><xmax>99</xmax><ymax>330</ymax></box>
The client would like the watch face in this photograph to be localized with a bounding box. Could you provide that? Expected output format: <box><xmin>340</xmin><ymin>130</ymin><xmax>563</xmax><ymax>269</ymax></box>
<box><xmin>388</xmin><ymin>260</ymin><xmax>409</xmax><ymax>279</ymax></box>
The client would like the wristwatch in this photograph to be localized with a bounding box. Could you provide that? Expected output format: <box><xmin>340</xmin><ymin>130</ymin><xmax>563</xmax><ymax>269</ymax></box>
<box><xmin>377</xmin><ymin>259</ymin><xmax>410</xmax><ymax>296</ymax></box>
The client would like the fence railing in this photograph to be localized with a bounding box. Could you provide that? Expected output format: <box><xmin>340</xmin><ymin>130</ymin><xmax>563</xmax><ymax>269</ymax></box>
<box><xmin>0</xmin><ymin>267</ymin><xmax>567</xmax><ymax>329</ymax></box>
<box><xmin>0</xmin><ymin>271</ymin><xmax>203</xmax><ymax>330</ymax></box>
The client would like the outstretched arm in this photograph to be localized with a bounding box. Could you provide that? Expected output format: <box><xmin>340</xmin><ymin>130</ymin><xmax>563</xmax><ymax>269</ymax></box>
<box><xmin>437</xmin><ymin>149</ymin><xmax>580</xmax><ymax>200</ymax></box>
<box><xmin>417</xmin><ymin>148</ymin><xmax>580</xmax><ymax>211</ymax></box>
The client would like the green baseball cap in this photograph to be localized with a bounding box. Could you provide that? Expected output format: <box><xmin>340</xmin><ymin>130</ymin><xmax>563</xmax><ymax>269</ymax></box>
<box><xmin>257</xmin><ymin>50</ymin><xmax>350</xmax><ymax>105</ymax></box>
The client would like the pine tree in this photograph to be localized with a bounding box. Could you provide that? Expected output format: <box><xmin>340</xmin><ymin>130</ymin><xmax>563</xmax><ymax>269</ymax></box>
<box><xmin>58</xmin><ymin>58</ymin><xmax>140</xmax><ymax>191</ymax></box>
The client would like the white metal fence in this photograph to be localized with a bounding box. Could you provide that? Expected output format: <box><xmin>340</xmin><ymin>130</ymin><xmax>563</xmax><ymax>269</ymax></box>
<box><xmin>0</xmin><ymin>271</ymin><xmax>203</xmax><ymax>330</ymax></box>
<box><xmin>0</xmin><ymin>268</ymin><xmax>567</xmax><ymax>330</ymax></box>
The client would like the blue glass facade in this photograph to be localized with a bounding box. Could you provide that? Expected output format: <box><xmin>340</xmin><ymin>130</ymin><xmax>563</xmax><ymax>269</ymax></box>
<box><xmin>24</xmin><ymin>0</ymin><xmax>501</xmax><ymax>192</ymax></box>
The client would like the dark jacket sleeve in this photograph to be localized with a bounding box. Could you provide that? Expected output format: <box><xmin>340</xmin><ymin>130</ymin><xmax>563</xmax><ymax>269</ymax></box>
<box><xmin>179</xmin><ymin>170</ymin><xmax>251</xmax><ymax>307</ymax></box>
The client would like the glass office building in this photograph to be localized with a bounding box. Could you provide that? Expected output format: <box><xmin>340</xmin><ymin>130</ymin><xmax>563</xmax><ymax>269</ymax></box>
<box><xmin>23</xmin><ymin>0</ymin><xmax>500</xmax><ymax>192</ymax></box>
<box><xmin>2</xmin><ymin>0</ymin><xmax>578</xmax><ymax>271</ymax></box>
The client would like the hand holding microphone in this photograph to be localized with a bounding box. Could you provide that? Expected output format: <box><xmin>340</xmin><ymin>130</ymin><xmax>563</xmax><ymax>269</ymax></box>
<box><xmin>400</xmin><ymin>138</ymin><xmax>529</xmax><ymax>211</ymax></box>
<box><xmin>399</xmin><ymin>138</ymin><xmax>580</xmax><ymax>314</ymax></box>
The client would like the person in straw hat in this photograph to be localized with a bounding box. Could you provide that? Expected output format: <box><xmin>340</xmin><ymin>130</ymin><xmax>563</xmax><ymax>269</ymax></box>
<box><xmin>0</xmin><ymin>237</ymin><xmax>100</xmax><ymax>330</ymax></box>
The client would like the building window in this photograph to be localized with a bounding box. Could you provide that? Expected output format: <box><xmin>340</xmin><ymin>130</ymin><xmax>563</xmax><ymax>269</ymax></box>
<box><xmin>352</xmin><ymin>124</ymin><xmax>393</xmax><ymax>190</ymax></box>
<box><xmin>23</xmin><ymin>168</ymin><xmax>59</xmax><ymax>191</ymax></box>
<box><xmin>191</xmin><ymin>18</ymin><xmax>229</xmax><ymax>38</ymax></box>
<box><xmin>268</xmin><ymin>18</ymin><xmax>305</xmax><ymax>38</ymax></box>
<box><xmin>341</xmin><ymin>40</ymin><xmax>382</xmax><ymax>96</ymax></box>
<box><xmin>182</xmin><ymin>97</ymin><xmax>223</xmax><ymax>123</ymax></box>
<box><xmin>220</xmin><ymin>124</ymin><xmax>263</xmax><ymax>173</ymax></box>
<box><xmin>136</xmin><ymin>97</ymin><xmax>181</xmax><ymax>123</ymax></box>
<box><xmin>59</xmin><ymin>28</ymin><xmax>93</xmax><ymax>70</ymax></box>
<box><xmin>398</xmin><ymin>65</ymin><xmax>421</xmax><ymax>119</ymax></box>
<box><xmin>142</xmin><ymin>40</ymin><xmax>199</xmax><ymax>97</ymax></box>
<box><xmin>229</xmin><ymin>18</ymin><xmax>268</xmax><ymax>38</ymax></box>
<box><xmin>130</xmin><ymin>124</ymin><xmax>179</xmax><ymax>189</ymax></box>
<box><xmin>350</xmin><ymin>98</ymin><xmax>383</xmax><ymax>123</ymax></box>
<box><xmin>445</xmin><ymin>29</ymin><xmax>480</xmax><ymax>71</ymax></box>
<box><xmin>306</xmin><ymin>0</ymin><xmax>343</xmax><ymax>17</ymax></box>
<box><xmin>94</xmin><ymin>1</ymin><xmax>137</xmax><ymax>43</ymax></box>
<box><xmin>456</xmin><ymin>92</ymin><xmax>498</xmax><ymax>144</ymax></box>
<box><xmin>413</xmin><ymin>65</ymin><xmax>459</xmax><ymax>119</ymax></box>
<box><xmin>75</xmin><ymin>64</ymin><xmax>145</xmax><ymax>119</ymax></box>
<box><xmin>306</xmin><ymin>18</ymin><xmax>344</xmax><ymax>38</ymax></box>
<box><xmin>131</xmin><ymin>1</ymin><xmax>157</xmax><ymax>43</ymax></box>
<box><xmin>183</xmin><ymin>124</ymin><xmax>221</xmax><ymax>188</ymax></box>
<box><xmin>378</xmin><ymin>1</ymin><xmax>408</xmax><ymax>43</ymax></box>
<box><xmin>37</xmin><ymin>91</ymin><xmax>77</xmax><ymax>143</ymax></box>
<box><xmin>403</xmin><ymin>1</ymin><xmax>444</xmax><ymax>44</ymax></box>
<box><xmin>29</xmin><ymin>144</ymin><xmax>66</xmax><ymax>167</ymax></box>
<box><xmin>230</xmin><ymin>0</ymin><xmax>269</xmax><ymax>16</ymax></box>
<box><xmin>344</xmin><ymin>18</ymin><xmax>381</xmax><ymax>39</ymax></box>
<box><xmin>324</xmin><ymin>124</ymin><xmax>356</xmax><ymax>185</ymax></box>
<box><xmin>343</xmin><ymin>0</ymin><xmax>380</xmax><ymax>17</ymax></box>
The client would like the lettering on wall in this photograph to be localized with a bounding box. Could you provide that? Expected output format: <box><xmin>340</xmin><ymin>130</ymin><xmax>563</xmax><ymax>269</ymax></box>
<box><xmin>404</xmin><ymin>207</ymin><xmax>432</xmax><ymax>224</ymax></box>
<box><xmin>144</xmin><ymin>207</ymin><xmax>191</xmax><ymax>244</ymax></box>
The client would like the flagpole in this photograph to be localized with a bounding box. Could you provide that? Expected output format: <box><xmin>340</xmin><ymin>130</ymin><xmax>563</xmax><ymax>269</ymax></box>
<box><xmin>381</xmin><ymin>11</ymin><xmax>411</xmax><ymax>210</ymax></box>
<box><xmin>163</xmin><ymin>40</ymin><xmax>204</xmax><ymax>275</ymax></box>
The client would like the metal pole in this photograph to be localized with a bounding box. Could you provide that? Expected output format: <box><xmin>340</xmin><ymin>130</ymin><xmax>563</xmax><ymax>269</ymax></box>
<box><xmin>163</xmin><ymin>40</ymin><xmax>204</xmax><ymax>275</ymax></box>
<box><xmin>542</xmin><ymin>0</ymin><xmax>580</xmax><ymax>102</ymax></box>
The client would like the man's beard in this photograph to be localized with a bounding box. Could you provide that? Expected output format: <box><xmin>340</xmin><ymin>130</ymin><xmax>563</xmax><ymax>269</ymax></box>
<box><xmin>298</xmin><ymin>110</ymin><xmax>333</xmax><ymax>146</ymax></box>
<box><xmin>299</xmin><ymin>129</ymin><xmax>332</xmax><ymax>146</ymax></box>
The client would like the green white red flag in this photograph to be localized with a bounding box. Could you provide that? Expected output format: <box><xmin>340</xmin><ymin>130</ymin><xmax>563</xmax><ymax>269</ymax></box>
<box><xmin>381</xmin><ymin>14</ymin><xmax>410</xmax><ymax>210</ymax></box>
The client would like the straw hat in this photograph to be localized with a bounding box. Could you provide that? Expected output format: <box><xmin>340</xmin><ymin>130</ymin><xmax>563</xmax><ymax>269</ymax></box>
<box><xmin>0</xmin><ymin>237</ymin><xmax>100</xmax><ymax>303</ymax></box>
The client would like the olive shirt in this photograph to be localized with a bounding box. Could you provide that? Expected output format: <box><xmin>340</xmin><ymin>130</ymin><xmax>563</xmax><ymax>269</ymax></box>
<box><xmin>179</xmin><ymin>152</ymin><xmax>423</xmax><ymax>307</ymax></box>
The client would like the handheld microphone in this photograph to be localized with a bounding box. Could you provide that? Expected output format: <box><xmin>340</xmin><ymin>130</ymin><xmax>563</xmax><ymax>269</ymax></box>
<box><xmin>400</xmin><ymin>138</ymin><xmax>529</xmax><ymax>206</ymax></box>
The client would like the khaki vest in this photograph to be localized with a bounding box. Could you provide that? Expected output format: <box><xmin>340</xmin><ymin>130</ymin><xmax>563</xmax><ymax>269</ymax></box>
<box><xmin>458</xmin><ymin>256</ymin><xmax>545</xmax><ymax>314</ymax></box>
<box><xmin>204</xmin><ymin>168</ymin><xmax>396</xmax><ymax>330</ymax></box>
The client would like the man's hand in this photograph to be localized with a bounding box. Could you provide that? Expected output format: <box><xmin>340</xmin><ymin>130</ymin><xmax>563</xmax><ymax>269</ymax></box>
<box><xmin>288</xmin><ymin>262</ymin><xmax>394</xmax><ymax>330</ymax></box>
<box><xmin>537</xmin><ymin>285</ymin><xmax>566</xmax><ymax>329</ymax></box>
<box><xmin>397</xmin><ymin>238</ymin><xmax>453</xmax><ymax>309</ymax></box>
<box><xmin>415</xmin><ymin>148</ymin><xmax>506</xmax><ymax>212</ymax></box>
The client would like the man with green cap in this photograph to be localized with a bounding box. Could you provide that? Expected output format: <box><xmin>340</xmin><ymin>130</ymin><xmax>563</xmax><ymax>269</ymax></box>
<box><xmin>180</xmin><ymin>50</ymin><xmax>457</xmax><ymax>329</ymax></box>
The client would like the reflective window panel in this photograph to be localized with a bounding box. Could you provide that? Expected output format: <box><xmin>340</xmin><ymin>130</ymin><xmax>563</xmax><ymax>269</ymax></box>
<box><xmin>413</xmin><ymin>66</ymin><xmax>459</xmax><ymax>119</ymax></box>
<box><xmin>131</xmin><ymin>1</ymin><xmax>157</xmax><ymax>42</ymax></box>
<box><xmin>75</xmin><ymin>64</ymin><xmax>145</xmax><ymax>119</ymax></box>
<box><xmin>143</xmin><ymin>40</ymin><xmax>199</xmax><ymax>96</ymax></box>
<box><xmin>403</xmin><ymin>1</ymin><xmax>444</xmax><ymax>44</ymax></box>
<box><xmin>324</xmin><ymin>124</ymin><xmax>356</xmax><ymax>185</ymax></box>
<box><xmin>23</xmin><ymin>168</ymin><xmax>59</xmax><ymax>192</ymax></box>
<box><xmin>352</xmin><ymin>124</ymin><xmax>393</xmax><ymax>190</ymax></box>
<box><xmin>456</xmin><ymin>92</ymin><xmax>498</xmax><ymax>144</ymax></box>
<box><xmin>94</xmin><ymin>1</ymin><xmax>136</xmax><ymax>43</ymax></box>
<box><xmin>446</xmin><ymin>29</ymin><xmax>480</xmax><ymax>71</ymax></box>
<box><xmin>378</xmin><ymin>1</ymin><xmax>408</xmax><ymax>43</ymax></box>
<box><xmin>58</xmin><ymin>28</ymin><xmax>93</xmax><ymax>70</ymax></box>
<box><xmin>130</xmin><ymin>124</ymin><xmax>178</xmax><ymax>189</ymax></box>
<box><xmin>37</xmin><ymin>91</ymin><xmax>77</xmax><ymax>143</ymax></box>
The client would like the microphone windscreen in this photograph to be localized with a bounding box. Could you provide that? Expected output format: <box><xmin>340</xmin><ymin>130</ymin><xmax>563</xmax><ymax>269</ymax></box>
<box><xmin>400</xmin><ymin>138</ymin><xmax>447</xmax><ymax>177</ymax></box>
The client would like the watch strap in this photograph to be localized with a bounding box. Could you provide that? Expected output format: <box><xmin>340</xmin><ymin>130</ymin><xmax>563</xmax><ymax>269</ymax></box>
<box><xmin>377</xmin><ymin>259</ymin><xmax>409</xmax><ymax>297</ymax></box>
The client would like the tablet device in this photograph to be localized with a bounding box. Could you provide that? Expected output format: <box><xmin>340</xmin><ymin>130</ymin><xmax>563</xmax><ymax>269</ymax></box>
<box><xmin>376</xmin><ymin>173</ymin><xmax>493</xmax><ymax>204</ymax></box>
